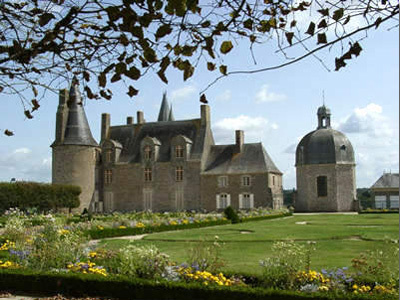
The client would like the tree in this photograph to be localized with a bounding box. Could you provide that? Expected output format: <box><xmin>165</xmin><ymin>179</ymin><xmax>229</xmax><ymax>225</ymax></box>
<box><xmin>1</xmin><ymin>0</ymin><xmax>398</xmax><ymax>135</ymax></box>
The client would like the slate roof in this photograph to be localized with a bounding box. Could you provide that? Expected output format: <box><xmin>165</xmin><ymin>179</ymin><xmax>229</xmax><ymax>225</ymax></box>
<box><xmin>109</xmin><ymin>119</ymin><xmax>205</xmax><ymax>163</ymax></box>
<box><xmin>204</xmin><ymin>143</ymin><xmax>281</xmax><ymax>175</ymax></box>
<box><xmin>371</xmin><ymin>173</ymin><xmax>399</xmax><ymax>189</ymax></box>
<box><xmin>296</xmin><ymin>128</ymin><xmax>354</xmax><ymax>166</ymax></box>
<box><xmin>62</xmin><ymin>78</ymin><xmax>98</xmax><ymax>147</ymax></box>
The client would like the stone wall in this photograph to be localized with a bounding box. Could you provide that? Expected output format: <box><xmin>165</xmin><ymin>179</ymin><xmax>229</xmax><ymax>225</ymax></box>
<box><xmin>296</xmin><ymin>163</ymin><xmax>356</xmax><ymax>212</ymax></box>
<box><xmin>200</xmin><ymin>173</ymin><xmax>275</xmax><ymax>211</ymax></box>
<box><xmin>52</xmin><ymin>145</ymin><xmax>98</xmax><ymax>212</ymax></box>
<box><xmin>103</xmin><ymin>160</ymin><xmax>202</xmax><ymax>212</ymax></box>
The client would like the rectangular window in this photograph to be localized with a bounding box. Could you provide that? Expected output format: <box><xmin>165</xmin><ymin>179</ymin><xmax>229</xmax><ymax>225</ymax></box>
<box><xmin>317</xmin><ymin>176</ymin><xmax>327</xmax><ymax>197</ymax></box>
<box><xmin>239</xmin><ymin>193</ymin><xmax>254</xmax><ymax>209</ymax></box>
<box><xmin>175</xmin><ymin>166</ymin><xmax>183</xmax><ymax>181</ymax></box>
<box><xmin>144</xmin><ymin>168</ymin><xmax>152</xmax><ymax>182</ymax></box>
<box><xmin>375</xmin><ymin>195</ymin><xmax>386</xmax><ymax>209</ymax></box>
<box><xmin>143</xmin><ymin>189</ymin><xmax>152</xmax><ymax>211</ymax></box>
<box><xmin>216</xmin><ymin>193</ymin><xmax>230</xmax><ymax>209</ymax></box>
<box><xmin>175</xmin><ymin>145</ymin><xmax>184</xmax><ymax>158</ymax></box>
<box><xmin>144</xmin><ymin>145</ymin><xmax>152</xmax><ymax>160</ymax></box>
<box><xmin>104</xmin><ymin>170</ymin><xmax>112</xmax><ymax>185</ymax></box>
<box><xmin>390</xmin><ymin>195</ymin><xmax>399</xmax><ymax>209</ymax></box>
<box><xmin>242</xmin><ymin>175</ymin><xmax>251</xmax><ymax>186</ymax></box>
<box><xmin>175</xmin><ymin>189</ymin><xmax>184</xmax><ymax>211</ymax></box>
<box><xmin>272</xmin><ymin>176</ymin><xmax>275</xmax><ymax>186</ymax></box>
<box><xmin>218</xmin><ymin>176</ymin><xmax>228</xmax><ymax>187</ymax></box>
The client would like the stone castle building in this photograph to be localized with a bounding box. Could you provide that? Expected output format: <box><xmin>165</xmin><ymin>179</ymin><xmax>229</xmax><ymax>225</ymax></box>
<box><xmin>295</xmin><ymin>105</ymin><xmax>357</xmax><ymax>212</ymax></box>
<box><xmin>52</xmin><ymin>79</ymin><xmax>284</xmax><ymax>212</ymax></box>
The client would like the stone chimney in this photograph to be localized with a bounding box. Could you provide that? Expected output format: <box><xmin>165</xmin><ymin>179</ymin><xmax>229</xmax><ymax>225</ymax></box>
<box><xmin>137</xmin><ymin>111</ymin><xmax>144</xmax><ymax>124</ymax></box>
<box><xmin>127</xmin><ymin>116</ymin><xmax>133</xmax><ymax>125</ymax></box>
<box><xmin>201</xmin><ymin>105</ymin><xmax>210</xmax><ymax>127</ymax></box>
<box><xmin>235</xmin><ymin>130</ymin><xmax>244</xmax><ymax>153</ymax></box>
<box><xmin>101</xmin><ymin>113</ymin><xmax>110</xmax><ymax>140</ymax></box>
<box><xmin>55</xmin><ymin>89</ymin><xmax>69</xmax><ymax>144</ymax></box>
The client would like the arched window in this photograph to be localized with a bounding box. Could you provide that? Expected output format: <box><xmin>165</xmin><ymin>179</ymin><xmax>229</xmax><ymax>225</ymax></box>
<box><xmin>317</xmin><ymin>176</ymin><xmax>328</xmax><ymax>197</ymax></box>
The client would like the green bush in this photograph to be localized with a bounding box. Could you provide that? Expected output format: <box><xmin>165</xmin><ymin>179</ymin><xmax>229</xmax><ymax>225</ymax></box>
<box><xmin>0</xmin><ymin>182</ymin><xmax>80</xmax><ymax>213</ymax></box>
<box><xmin>224</xmin><ymin>206</ymin><xmax>240</xmax><ymax>224</ymax></box>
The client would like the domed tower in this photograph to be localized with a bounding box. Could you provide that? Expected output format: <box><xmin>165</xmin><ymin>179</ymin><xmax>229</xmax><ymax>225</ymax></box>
<box><xmin>51</xmin><ymin>77</ymin><xmax>99</xmax><ymax>212</ymax></box>
<box><xmin>295</xmin><ymin>105</ymin><xmax>356</xmax><ymax>212</ymax></box>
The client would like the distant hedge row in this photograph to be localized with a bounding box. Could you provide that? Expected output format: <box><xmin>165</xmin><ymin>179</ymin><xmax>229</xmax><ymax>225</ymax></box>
<box><xmin>0</xmin><ymin>182</ymin><xmax>80</xmax><ymax>213</ymax></box>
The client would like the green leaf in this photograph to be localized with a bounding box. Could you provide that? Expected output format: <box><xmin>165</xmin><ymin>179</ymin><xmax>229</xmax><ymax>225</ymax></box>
<box><xmin>285</xmin><ymin>32</ymin><xmax>294</xmax><ymax>46</ymax></box>
<box><xmin>115</xmin><ymin>62</ymin><xmax>127</xmax><ymax>74</ymax></box>
<box><xmin>183</xmin><ymin>61</ymin><xmax>194</xmax><ymax>81</ymax></box>
<box><xmin>207</xmin><ymin>62</ymin><xmax>215</xmax><ymax>71</ymax></box>
<box><xmin>4</xmin><ymin>129</ymin><xmax>14</xmax><ymax>136</ymax></box>
<box><xmin>143</xmin><ymin>48</ymin><xmax>158</xmax><ymax>63</ymax></box>
<box><xmin>155</xmin><ymin>24</ymin><xmax>172</xmax><ymax>40</ymax></box>
<box><xmin>100</xmin><ymin>90</ymin><xmax>112</xmax><ymax>100</ymax></box>
<box><xmin>31</xmin><ymin>99</ymin><xmax>40</xmax><ymax>111</ymax></box>
<box><xmin>110</xmin><ymin>73</ymin><xmax>121</xmax><ymax>83</ymax></box>
<box><xmin>201</xmin><ymin>20</ymin><xmax>211</xmax><ymax>28</ymax></box>
<box><xmin>375</xmin><ymin>17</ymin><xmax>382</xmax><ymax>29</ymax></box>
<box><xmin>127</xmin><ymin>86</ymin><xmax>139</xmax><ymax>97</ymax></box>
<box><xmin>220</xmin><ymin>41</ymin><xmax>233</xmax><ymax>54</ymax></box>
<box><xmin>24</xmin><ymin>110</ymin><xmax>33</xmax><ymax>119</ymax></box>
<box><xmin>120</xmin><ymin>34</ymin><xmax>129</xmax><ymax>46</ymax></box>
<box><xmin>290</xmin><ymin>20</ymin><xmax>297</xmax><ymax>28</ymax></box>
<box><xmin>200</xmin><ymin>94</ymin><xmax>208</xmax><ymax>104</ymax></box>
<box><xmin>332</xmin><ymin>8</ymin><xmax>344</xmax><ymax>22</ymax></box>
<box><xmin>317</xmin><ymin>33</ymin><xmax>327</xmax><ymax>44</ymax></box>
<box><xmin>335</xmin><ymin>57</ymin><xmax>346</xmax><ymax>71</ymax></box>
<box><xmin>350</xmin><ymin>42</ymin><xmax>362</xmax><ymax>57</ymax></box>
<box><xmin>157</xmin><ymin>69</ymin><xmax>168</xmax><ymax>84</ymax></box>
<box><xmin>105</xmin><ymin>6</ymin><xmax>121</xmax><ymax>22</ymax></box>
<box><xmin>243</xmin><ymin>19</ymin><xmax>253</xmax><ymax>30</ymax></box>
<box><xmin>98</xmin><ymin>73</ymin><xmax>106</xmax><ymax>88</ymax></box>
<box><xmin>83</xmin><ymin>71</ymin><xmax>90</xmax><ymax>82</ymax></box>
<box><xmin>219</xmin><ymin>65</ymin><xmax>227</xmax><ymax>75</ymax></box>
<box><xmin>317</xmin><ymin>8</ymin><xmax>329</xmax><ymax>17</ymax></box>
<box><xmin>38</xmin><ymin>13</ymin><xmax>55</xmax><ymax>27</ymax></box>
<box><xmin>125</xmin><ymin>67</ymin><xmax>141</xmax><ymax>80</ymax></box>
<box><xmin>318</xmin><ymin>19</ymin><xmax>328</xmax><ymax>29</ymax></box>
<box><xmin>305</xmin><ymin>22</ymin><xmax>315</xmax><ymax>35</ymax></box>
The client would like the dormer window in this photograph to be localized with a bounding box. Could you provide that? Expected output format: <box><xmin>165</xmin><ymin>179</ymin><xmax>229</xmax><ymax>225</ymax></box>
<box><xmin>106</xmin><ymin>150</ymin><xmax>112</xmax><ymax>163</ymax></box>
<box><xmin>175</xmin><ymin>145</ymin><xmax>184</xmax><ymax>158</ymax></box>
<box><xmin>144</xmin><ymin>145</ymin><xmax>152</xmax><ymax>160</ymax></box>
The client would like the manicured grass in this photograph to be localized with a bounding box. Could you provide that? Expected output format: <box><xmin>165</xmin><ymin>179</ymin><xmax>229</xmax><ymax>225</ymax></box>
<box><xmin>98</xmin><ymin>214</ymin><xmax>399</xmax><ymax>276</ymax></box>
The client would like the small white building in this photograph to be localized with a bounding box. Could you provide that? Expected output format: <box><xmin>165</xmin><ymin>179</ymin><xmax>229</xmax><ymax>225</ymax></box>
<box><xmin>370</xmin><ymin>173</ymin><xmax>399</xmax><ymax>209</ymax></box>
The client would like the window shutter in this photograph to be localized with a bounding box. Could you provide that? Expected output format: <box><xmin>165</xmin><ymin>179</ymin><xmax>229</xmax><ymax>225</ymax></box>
<box><xmin>216</xmin><ymin>194</ymin><xmax>220</xmax><ymax>209</ymax></box>
<box><xmin>250</xmin><ymin>194</ymin><xmax>254</xmax><ymax>209</ymax></box>
<box><xmin>239</xmin><ymin>194</ymin><xmax>243</xmax><ymax>209</ymax></box>
<box><xmin>227</xmin><ymin>194</ymin><xmax>231</xmax><ymax>207</ymax></box>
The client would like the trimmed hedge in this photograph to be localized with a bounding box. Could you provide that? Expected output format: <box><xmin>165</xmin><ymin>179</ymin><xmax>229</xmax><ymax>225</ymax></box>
<box><xmin>86</xmin><ymin>219</ymin><xmax>231</xmax><ymax>239</ymax></box>
<box><xmin>0</xmin><ymin>270</ymin><xmax>391</xmax><ymax>300</ymax></box>
<box><xmin>0</xmin><ymin>182</ymin><xmax>80</xmax><ymax>213</ymax></box>
<box><xmin>359</xmin><ymin>210</ymin><xmax>399</xmax><ymax>214</ymax></box>
<box><xmin>240</xmin><ymin>212</ymin><xmax>292</xmax><ymax>223</ymax></box>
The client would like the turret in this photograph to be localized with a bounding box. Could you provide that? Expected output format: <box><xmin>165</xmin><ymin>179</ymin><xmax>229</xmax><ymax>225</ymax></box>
<box><xmin>51</xmin><ymin>77</ymin><xmax>99</xmax><ymax>213</ymax></box>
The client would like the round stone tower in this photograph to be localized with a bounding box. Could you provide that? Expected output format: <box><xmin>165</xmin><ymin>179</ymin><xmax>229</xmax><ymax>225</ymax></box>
<box><xmin>51</xmin><ymin>77</ymin><xmax>99</xmax><ymax>212</ymax></box>
<box><xmin>295</xmin><ymin>105</ymin><xmax>356</xmax><ymax>212</ymax></box>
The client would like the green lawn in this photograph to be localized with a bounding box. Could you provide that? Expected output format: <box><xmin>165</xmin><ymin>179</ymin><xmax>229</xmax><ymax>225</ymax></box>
<box><xmin>98</xmin><ymin>214</ymin><xmax>399</xmax><ymax>276</ymax></box>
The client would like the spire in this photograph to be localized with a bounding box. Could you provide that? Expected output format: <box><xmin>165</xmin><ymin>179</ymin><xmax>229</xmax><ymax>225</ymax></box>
<box><xmin>157</xmin><ymin>92</ymin><xmax>170</xmax><ymax>122</ymax></box>
<box><xmin>317</xmin><ymin>105</ymin><xmax>331</xmax><ymax>129</ymax></box>
<box><xmin>168</xmin><ymin>104</ymin><xmax>175</xmax><ymax>121</ymax></box>
<box><xmin>63</xmin><ymin>77</ymin><xmax>98</xmax><ymax>146</ymax></box>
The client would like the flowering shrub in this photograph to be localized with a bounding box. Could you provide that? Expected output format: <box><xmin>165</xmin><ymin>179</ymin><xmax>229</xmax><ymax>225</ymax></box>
<box><xmin>117</xmin><ymin>244</ymin><xmax>171</xmax><ymax>279</ymax></box>
<box><xmin>178</xmin><ymin>267</ymin><xmax>244</xmax><ymax>287</ymax></box>
<box><xmin>260</xmin><ymin>240</ymin><xmax>313</xmax><ymax>289</ymax></box>
<box><xmin>67</xmin><ymin>261</ymin><xmax>107</xmax><ymax>277</ymax></box>
<box><xmin>0</xmin><ymin>240</ymin><xmax>16</xmax><ymax>251</ymax></box>
<box><xmin>0</xmin><ymin>260</ymin><xmax>20</xmax><ymax>269</ymax></box>
<box><xmin>187</xmin><ymin>236</ymin><xmax>224</xmax><ymax>273</ymax></box>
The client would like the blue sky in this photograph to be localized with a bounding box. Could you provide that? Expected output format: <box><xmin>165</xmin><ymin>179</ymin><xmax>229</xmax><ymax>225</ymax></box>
<box><xmin>0</xmin><ymin>20</ymin><xmax>398</xmax><ymax>189</ymax></box>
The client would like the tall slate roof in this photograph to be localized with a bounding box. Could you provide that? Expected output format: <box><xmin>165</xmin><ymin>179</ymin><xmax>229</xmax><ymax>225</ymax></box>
<box><xmin>63</xmin><ymin>78</ymin><xmax>98</xmax><ymax>147</ymax></box>
<box><xmin>108</xmin><ymin>119</ymin><xmax>205</xmax><ymax>163</ymax></box>
<box><xmin>371</xmin><ymin>173</ymin><xmax>399</xmax><ymax>189</ymax></box>
<box><xmin>204</xmin><ymin>143</ymin><xmax>281</xmax><ymax>175</ymax></box>
<box><xmin>158</xmin><ymin>93</ymin><xmax>173</xmax><ymax>122</ymax></box>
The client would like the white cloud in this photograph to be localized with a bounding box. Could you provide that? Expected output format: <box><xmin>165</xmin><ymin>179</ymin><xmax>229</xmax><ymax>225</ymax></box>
<box><xmin>216</xmin><ymin>90</ymin><xmax>232</xmax><ymax>102</ymax></box>
<box><xmin>0</xmin><ymin>149</ymin><xmax>51</xmax><ymax>182</ymax></box>
<box><xmin>255</xmin><ymin>84</ymin><xmax>286</xmax><ymax>103</ymax></box>
<box><xmin>170</xmin><ymin>85</ymin><xmax>197</xmax><ymax>102</ymax></box>
<box><xmin>337</xmin><ymin>103</ymin><xmax>394</xmax><ymax>138</ymax></box>
<box><xmin>213</xmin><ymin>115</ymin><xmax>278</xmax><ymax>144</ymax></box>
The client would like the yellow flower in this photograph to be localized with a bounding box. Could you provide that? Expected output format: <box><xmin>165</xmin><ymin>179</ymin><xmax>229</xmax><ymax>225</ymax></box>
<box><xmin>118</xmin><ymin>225</ymin><xmax>127</xmax><ymax>229</ymax></box>
<box><xmin>352</xmin><ymin>284</ymin><xmax>358</xmax><ymax>290</ymax></box>
<box><xmin>136</xmin><ymin>222</ymin><xmax>145</xmax><ymax>228</ymax></box>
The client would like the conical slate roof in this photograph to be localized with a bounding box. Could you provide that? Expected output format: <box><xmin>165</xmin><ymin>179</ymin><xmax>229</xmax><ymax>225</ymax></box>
<box><xmin>157</xmin><ymin>93</ymin><xmax>170</xmax><ymax>122</ymax></box>
<box><xmin>168</xmin><ymin>104</ymin><xmax>175</xmax><ymax>121</ymax></box>
<box><xmin>63</xmin><ymin>77</ymin><xmax>98</xmax><ymax>147</ymax></box>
